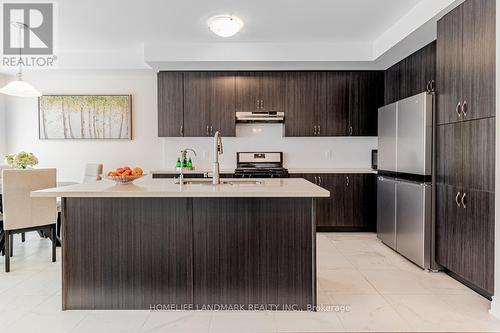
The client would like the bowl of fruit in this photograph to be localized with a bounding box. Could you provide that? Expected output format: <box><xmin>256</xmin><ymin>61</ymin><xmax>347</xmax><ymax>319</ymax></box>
<box><xmin>106</xmin><ymin>166</ymin><xmax>145</xmax><ymax>184</ymax></box>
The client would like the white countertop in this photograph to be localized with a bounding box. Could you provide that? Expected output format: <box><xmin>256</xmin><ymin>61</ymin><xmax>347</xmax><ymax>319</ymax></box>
<box><xmin>151</xmin><ymin>168</ymin><xmax>376</xmax><ymax>174</ymax></box>
<box><xmin>287</xmin><ymin>168</ymin><xmax>376</xmax><ymax>174</ymax></box>
<box><xmin>31</xmin><ymin>177</ymin><xmax>330</xmax><ymax>198</ymax></box>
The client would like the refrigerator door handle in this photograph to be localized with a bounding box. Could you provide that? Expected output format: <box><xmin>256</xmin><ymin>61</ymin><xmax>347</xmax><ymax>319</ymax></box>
<box><xmin>455</xmin><ymin>191</ymin><xmax>461</xmax><ymax>207</ymax></box>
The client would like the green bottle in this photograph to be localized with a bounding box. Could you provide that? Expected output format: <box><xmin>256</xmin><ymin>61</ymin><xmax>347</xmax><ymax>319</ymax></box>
<box><xmin>187</xmin><ymin>158</ymin><xmax>193</xmax><ymax>168</ymax></box>
<box><xmin>182</xmin><ymin>158</ymin><xmax>187</xmax><ymax>167</ymax></box>
<box><xmin>175</xmin><ymin>158</ymin><xmax>182</xmax><ymax>168</ymax></box>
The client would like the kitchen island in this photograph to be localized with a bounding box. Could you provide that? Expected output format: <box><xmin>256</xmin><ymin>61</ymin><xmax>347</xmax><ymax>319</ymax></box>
<box><xmin>32</xmin><ymin>177</ymin><xmax>329</xmax><ymax>311</ymax></box>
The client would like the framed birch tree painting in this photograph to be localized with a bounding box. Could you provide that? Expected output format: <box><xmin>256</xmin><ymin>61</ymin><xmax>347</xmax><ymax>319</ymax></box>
<box><xmin>38</xmin><ymin>95</ymin><xmax>132</xmax><ymax>140</ymax></box>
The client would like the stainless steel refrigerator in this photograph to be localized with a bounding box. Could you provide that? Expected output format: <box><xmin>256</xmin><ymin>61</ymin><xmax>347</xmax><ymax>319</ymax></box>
<box><xmin>377</xmin><ymin>92</ymin><xmax>435</xmax><ymax>270</ymax></box>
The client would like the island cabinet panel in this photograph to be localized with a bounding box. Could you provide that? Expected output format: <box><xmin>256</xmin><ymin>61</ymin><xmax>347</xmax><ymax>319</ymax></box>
<box><xmin>293</xmin><ymin>173</ymin><xmax>376</xmax><ymax>231</ymax></box>
<box><xmin>235</xmin><ymin>72</ymin><xmax>286</xmax><ymax>112</ymax></box>
<box><xmin>62</xmin><ymin>198</ymin><xmax>193</xmax><ymax>310</ymax></box>
<box><xmin>62</xmin><ymin>196</ymin><xmax>316</xmax><ymax>310</ymax></box>
<box><xmin>191</xmin><ymin>198</ymin><xmax>315</xmax><ymax>310</ymax></box>
<box><xmin>158</xmin><ymin>72</ymin><xmax>184</xmax><ymax>137</ymax></box>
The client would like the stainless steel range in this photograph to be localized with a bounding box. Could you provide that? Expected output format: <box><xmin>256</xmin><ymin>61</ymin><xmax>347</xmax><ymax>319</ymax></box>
<box><xmin>234</xmin><ymin>152</ymin><xmax>289</xmax><ymax>178</ymax></box>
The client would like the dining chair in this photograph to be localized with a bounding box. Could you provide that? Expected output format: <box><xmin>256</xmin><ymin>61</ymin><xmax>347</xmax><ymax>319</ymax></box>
<box><xmin>2</xmin><ymin>168</ymin><xmax>58</xmax><ymax>272</ymax></box>
<box><xmin>83</xmin><ymin>163</ymin><xmax>103</xmax><ymax>183</ymax></box>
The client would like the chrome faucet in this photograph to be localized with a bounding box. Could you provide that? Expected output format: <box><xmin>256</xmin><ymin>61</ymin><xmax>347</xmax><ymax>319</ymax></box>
<box><xmin>179</xmin><ymin>148</ymin><xmax>197</xmax><ymax>185</ymax></box>
<box><xmin>212</xmin><ymin>131</ymin><xmax>223</xmax><ymax>185</ymax></box>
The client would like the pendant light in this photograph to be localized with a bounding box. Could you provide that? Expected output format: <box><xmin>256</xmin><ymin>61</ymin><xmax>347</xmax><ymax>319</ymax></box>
<box><xmin>0</xmin><ymin>22</ymin><xmax>42</xmax><ymax>97</ymax></box>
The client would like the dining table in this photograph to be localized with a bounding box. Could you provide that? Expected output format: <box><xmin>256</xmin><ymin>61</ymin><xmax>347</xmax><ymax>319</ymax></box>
<box><xmin>0</xmin><ymin>181</ymin><xmax>78</xmax><ymax>252</ymax></box>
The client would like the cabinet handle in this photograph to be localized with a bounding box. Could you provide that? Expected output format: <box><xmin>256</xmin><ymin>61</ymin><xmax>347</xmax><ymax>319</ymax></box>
<box><xmin>318</xmin><ymin>176</ymin><xmax>322</xmax><ymax>186</ymax></box>
<box><xmin>210</xmin><ymin>125</ymin><xmax>213</xmax><ymax>135</ymax></box>
<box><xmin>455</xmin><ymin>191</ymin><xmax>461</xmax><ymax>207</ymax></box>
<box><xmin>430</xmin><ymin>80</ymin><xmax>435</xmax><ymax>92</ymax></box>
<box><xmin>456</xmin><ymin>102</ymin><xmax>462</xmax><ymax>118</ymax></box>
<box><xmin>206</xmin><ymin>125</ymin><xmax>210</xmax><ymax>136</ymax></box>
<box><xmin>256</xmin><ymin>100</ymin><xmax>260</xmax><ymax>109</ymax></box>
<box><xmin>426</xmin><ymin>81</ymin><xmax>431</xmax><ymax>93</ymax></box>
<box><xmin>314</xmin><ymin>176</ymin><xmax>318</xmax><ymax>184</ymax></box>
<box><xmin>349</xmin><ymin>126</ymin><xmax>353</xmax><ymax>136</ymax></box>
<box><xmin>317</xmin><ymin>125</ymin><xmax>321</xmax><ymax>136</ymax></box>
<box><xmin>461</xmin><ymin>100</ymin><xmax>467</xmax><ymax>118</ymax></box>
<box><xmin>461</xmin><ymin>192</ymin><xmax>467</xmax><ymax>209</ymax></box>
<box><xmin>313</xmin><ymin>125</ymin><xmax>317</xmax><ymax>136</ymax></box>
<box><xmin>180</xmin><ymin>125</ymin><xmax>184</xmax><ymax>136</ymax></box>
<box><xmin>261</xmin><ymin>100</ymin><xmax>264</xmax><ymax>109</ymax></box>
<box><xmin>346</xmin><ymin>176</ymin><xmax>350</xmax><ymax>187</ymax></box>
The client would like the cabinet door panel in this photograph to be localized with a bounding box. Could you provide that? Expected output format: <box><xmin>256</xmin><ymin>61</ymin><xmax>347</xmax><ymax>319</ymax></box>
<box><xmin>422</xmin><ymin>41</ymin><xmax>437</xmax><ymax>93</ymax></box>
<box><xmin>323</xmin><ymin>72</ymin><xmax>349</xmax><ymax>136</ymax></box>
<box><xmin>384</xmin><ymin>62</ymin><xmax>402</xmax><ymax>105</ymax></box>
<box><xmin>260</xmin><ymin>72</ymin><xmax>286</xmax><ymax>112</ymax></box>
<box><xmin>352</xmin><ymin>174</ymin><xmax>376</xmax><ymax>229</ymax></box>
<box><xmin>284</xmin><ymin>72</ymin><xmax>322</xmax><ymax>137</ymax></box>
<box><xmin>462</xmin><ymin>189</ymin><xmax>494</xmax><ymax>294</ymax></box>
<box><xmin>351</xmin><ymin>71</ymin><xmax>384</xmax><ymax>136</ymax></box>
<box><xmin>436</xmin><ymin>123</ymin><xmax>462</xmax><ymax>187</ymax></box>
<box><xmin>435</xmin><ymin>184</ymin><xmax>463</xmax><ymax>273</ymax></box>
<box><xmin>158</xmin><ymin>72</ymin><xmax>184</xmax><ymax>137</ymax></box>
<box><xmin>210</xmin><ymin>73</ymin><xmax>236</xmax><ymax>137</ymax></box>
<box><xmin>462</xmin><ymin>0</ymin><xmax>496</xmax><ymax>121</ymax></box>
<box><xmin>235</xmin><ymin>72</ymin><xmax>260</xmax><ymax>111</ymax></box>
<box><xmin>462</xmin><ymin>118</ymin><xmax>495</xmax><ymax>192</ymax></box>
<box><xmin>183</xmin><ymin>72</ymin><xmax>211</xmax><ymax>137</ymax></box>
<box><xmin>436</xmin><ymin>5</ymin><xmax>463</xmax><ymax>125</ymax></box>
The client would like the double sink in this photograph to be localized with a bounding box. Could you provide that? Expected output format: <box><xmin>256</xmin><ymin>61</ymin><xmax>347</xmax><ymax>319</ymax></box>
<box><xmin>174</xmin><ymin>178</ymin><xmax>264</xmax><ymax>186</ymax></box>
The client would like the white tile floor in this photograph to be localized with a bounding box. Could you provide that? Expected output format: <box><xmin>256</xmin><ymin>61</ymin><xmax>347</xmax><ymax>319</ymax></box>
<box><xmin>0</xmin><ymin>232</ymin><xmax>499</xmax><ymax>332</ymax></box>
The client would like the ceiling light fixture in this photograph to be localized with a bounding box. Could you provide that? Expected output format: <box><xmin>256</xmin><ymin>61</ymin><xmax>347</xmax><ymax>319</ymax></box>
<box><xmin>0</xmin><ymin>21</ymin><xmax>42</xmax><ymax>98</ymax></box>
<box><xmin>207</xmin><ymin>15</ymin><xmax>243</xmax><ymax>38</ymax></box>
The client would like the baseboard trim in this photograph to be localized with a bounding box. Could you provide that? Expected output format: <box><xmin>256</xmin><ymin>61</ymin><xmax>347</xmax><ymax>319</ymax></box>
<box><xmin>490</xmin><ymin>296</ymin><xmax>500</xmax><ymax>319</ymax></box>
<box><xmin>316</xmin><ymin>226</ymin><xmax>375</xmax><ymax>232</ymax></box>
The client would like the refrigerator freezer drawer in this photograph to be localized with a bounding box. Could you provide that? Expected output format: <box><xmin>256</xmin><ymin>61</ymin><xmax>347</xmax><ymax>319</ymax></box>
<box><xmin>377</xmin><ymin>176</ymin><xmax>397</xmax><ymax>249</ymax></box>
<box><xmin>396</xmin><ymin>93</ymin><xmax>433</xmax><ymax>176</ymax></box>
<box><xmin>378</xmin><ymin>103</ymin><xmax>397</xmax><ymax>172</ymax></box>
<box><xmin>396</xmin><ymin>181</ymin><xmax>431</xmax><ymax>268</ymax></box>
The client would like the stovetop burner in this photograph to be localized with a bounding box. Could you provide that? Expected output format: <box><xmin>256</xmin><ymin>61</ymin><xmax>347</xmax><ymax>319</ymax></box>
<box><xmin>234</xmin><ymin>152</ymin><xmax>289</xmax><ymax>178</ymax></box>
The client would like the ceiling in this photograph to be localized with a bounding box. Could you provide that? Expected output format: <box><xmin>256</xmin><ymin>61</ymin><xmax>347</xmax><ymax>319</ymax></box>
<box><xmin>60</xmin><ymin>0</ymin><xmax>421</xmax><ymax>48</ymax></box>
<box><xmin>4</xmin><ymin>0</ymin><xmax>465</xmax><ymax>72</ymax></box>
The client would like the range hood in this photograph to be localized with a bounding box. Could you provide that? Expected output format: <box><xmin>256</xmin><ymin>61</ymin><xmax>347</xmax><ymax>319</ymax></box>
<box><xmin>236</xmin><ymin>111</ymin><xmax>285</xmax><ymax>123</ymax></box>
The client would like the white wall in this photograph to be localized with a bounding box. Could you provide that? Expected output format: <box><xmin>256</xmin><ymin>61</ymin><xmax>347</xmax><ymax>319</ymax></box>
<box><xmin>4</xmin><ymin>70</ymin><xmax>376</xmax><ymax>181</ymax></box>
<box><xmin>0</xmin><ymin>74</ymin><xmax>9</xmax><ymax>159</ymax></box>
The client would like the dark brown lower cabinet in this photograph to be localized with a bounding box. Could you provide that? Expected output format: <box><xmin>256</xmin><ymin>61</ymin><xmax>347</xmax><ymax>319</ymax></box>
<box><xmin>436</xmin><ymin>183</ymin><xmax>494</xmax><ymax>298</ymax></box>
<box><xmin>293</xmin><ymin>173</ymin><xmax>376</xmax><ymax>231</ymax></box>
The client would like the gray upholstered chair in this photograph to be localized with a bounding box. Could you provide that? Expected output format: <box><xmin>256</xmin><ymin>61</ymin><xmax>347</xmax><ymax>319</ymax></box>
<box><xmin>2</xmin><ymin>168</ymin><xmax>58</xmax><ymax>272</ymax></box>
<box><xmin>83</xmin><ymin>163</ymin><xmax>103</xmax><ymax>183</ymax></box>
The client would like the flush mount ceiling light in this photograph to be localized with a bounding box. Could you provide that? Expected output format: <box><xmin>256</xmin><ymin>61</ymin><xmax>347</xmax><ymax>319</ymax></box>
<box><xmin>207</xmin><ymin>15</ymin><xmax>243</xmax><ymax>38</ymax></box>
<box><xmin>0</xmin><ymin>21</ymin><xmax>42</xmax><ymax>98</ymax></box>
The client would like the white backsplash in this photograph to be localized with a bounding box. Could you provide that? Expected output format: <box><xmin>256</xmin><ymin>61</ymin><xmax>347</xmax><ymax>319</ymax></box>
<box><xmin>162</xmin><ymin>124</ymin><xmax>377</xmax><ymax>170</ymax></box>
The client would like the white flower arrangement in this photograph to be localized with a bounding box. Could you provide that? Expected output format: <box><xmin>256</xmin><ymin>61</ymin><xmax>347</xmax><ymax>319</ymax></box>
<box><xmin>5</xmin><ymin>151</ymin><xmax>39</xmax><ymax>169</ymax></box>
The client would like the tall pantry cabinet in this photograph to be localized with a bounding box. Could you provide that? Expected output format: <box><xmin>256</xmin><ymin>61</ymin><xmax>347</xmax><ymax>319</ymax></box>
<box><xmin>435</xmin><ymin>0</ymin><xmax>495</xmax><ymax>298</ymax></box>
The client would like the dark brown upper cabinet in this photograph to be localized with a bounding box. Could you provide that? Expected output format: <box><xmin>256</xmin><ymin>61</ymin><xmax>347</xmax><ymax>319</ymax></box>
<box><xmin>349</xmin><ymin>71</ymin><xmax>384</xmax><ymax>136</ymax></box>
<box><xmin>284</xmin><ymin>72</ymin><xmax>324</xmax><ymax>137</ymax></box>
<box><xmin>183</xmin><ymin>72</ymin><xmax>236</xmax><ymax>137</ymax></box>
<box><xmin>285</xmin><ymin>71</ymin><xmax>383</xmax><ymax>137</ymax></box>
<box><xmin>436</xmin><ymin>0</ymin><xmax>495</xmax><ymax>125</ymax></box>
<box><xmin>235</xmin><ymin>72</ymin><xmax>285</xmax><ymax>112</ymax></box>
<box><xmin>158</xmin><ymin>72</ymin><xmax>184</xmax><ymax>137</ymax></box>
<box><xmin>384</xmin><ymin>41</ymin><xmax>436</xmax><ymax>105</ymax></box>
